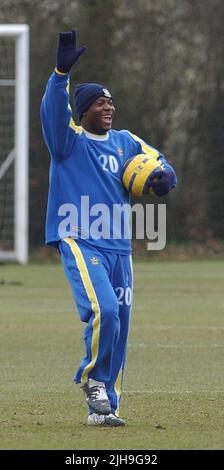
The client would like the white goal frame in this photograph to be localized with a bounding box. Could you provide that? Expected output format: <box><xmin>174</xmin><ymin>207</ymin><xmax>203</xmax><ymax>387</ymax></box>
<box><xmin>0</xmin><ymin>24</ymin><xmax>29</xmax><ymax>264</ymax></box>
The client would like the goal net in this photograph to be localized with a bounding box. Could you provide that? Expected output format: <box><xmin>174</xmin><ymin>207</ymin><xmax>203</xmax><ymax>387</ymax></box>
<box><xmin>0</xmin><ymin>25</ymin><xmax>29</xmax><ymax>264</ymax></box>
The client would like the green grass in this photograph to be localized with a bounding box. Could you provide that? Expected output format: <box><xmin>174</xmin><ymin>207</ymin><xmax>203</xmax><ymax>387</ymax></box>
<box><xmin>1</xmin><ymin>260</ymin><xmax>224</xmax><ymax>449</ymax></box>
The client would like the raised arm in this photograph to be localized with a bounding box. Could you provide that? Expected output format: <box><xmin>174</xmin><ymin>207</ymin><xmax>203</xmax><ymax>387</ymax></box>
<box><xmin>40</xmin><ymin>30</ymin><xmax>87</xmax><ymax>159</ymax></box>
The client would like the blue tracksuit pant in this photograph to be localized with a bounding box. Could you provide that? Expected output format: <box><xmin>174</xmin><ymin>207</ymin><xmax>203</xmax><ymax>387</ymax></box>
<box><xmin>59</xmin><ymin>237</ymin><xmax>133</xmax><ymax>416</ymax></box>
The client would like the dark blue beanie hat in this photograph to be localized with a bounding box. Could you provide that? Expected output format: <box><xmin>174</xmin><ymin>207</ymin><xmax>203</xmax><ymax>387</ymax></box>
<box><xmin>74</xmin><ymin>83</ymin><xmax>112</xmax><ymax>119</ymax></box>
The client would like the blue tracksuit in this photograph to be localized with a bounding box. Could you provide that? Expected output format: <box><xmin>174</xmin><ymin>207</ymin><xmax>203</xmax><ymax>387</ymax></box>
<box><xmin>40</xmin><ymin>71</ymin><xmax>177</xmax><ymax>415</ymax></box>
<box><xmin>59</xmin><ymin>237</ymin><xmax>132</xmax><ymax>415</ymax></box>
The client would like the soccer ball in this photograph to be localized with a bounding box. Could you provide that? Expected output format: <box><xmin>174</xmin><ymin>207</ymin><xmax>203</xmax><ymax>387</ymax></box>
<box><xmin>121</xmin><ymin>153</ymin><xmax>163</xmax><ymax>196</ymax></box>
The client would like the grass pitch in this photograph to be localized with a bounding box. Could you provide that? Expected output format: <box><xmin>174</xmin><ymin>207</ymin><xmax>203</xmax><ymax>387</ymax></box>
<box><xmin>0</xmin><ymin>260</ymin><xmax>224</xmax><ymax>450</ymax></box>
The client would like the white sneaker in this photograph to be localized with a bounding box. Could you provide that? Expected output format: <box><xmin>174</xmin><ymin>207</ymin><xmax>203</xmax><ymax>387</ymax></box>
<box><xmin>81</xmin><ymin>379</ymin><xmax>111</xmax><ymax>415</ymax></box>
<box><xmin>87</xmin><ymin>413</ymin><xmax>126</xmax><ymax>427</ymax></box>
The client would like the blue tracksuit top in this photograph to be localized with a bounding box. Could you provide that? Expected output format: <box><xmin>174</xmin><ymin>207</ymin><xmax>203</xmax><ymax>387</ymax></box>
<box><xmin>40</xmin><ymin>72</ymin><xmax>177</xmax><ymax>253</ymax></box>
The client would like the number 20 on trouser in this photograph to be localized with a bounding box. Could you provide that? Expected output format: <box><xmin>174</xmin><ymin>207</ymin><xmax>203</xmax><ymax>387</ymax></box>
<box><xmin>115</xmin><ymin>286</ymin><xmax>132</xmax><ymax>306</ymax></box>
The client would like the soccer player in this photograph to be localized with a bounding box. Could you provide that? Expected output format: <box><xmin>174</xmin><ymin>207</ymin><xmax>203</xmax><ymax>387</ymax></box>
<box><xmin>40</xmin><ymin>30</ymin><xmax>177</xmax><ymax>426</ymax></box>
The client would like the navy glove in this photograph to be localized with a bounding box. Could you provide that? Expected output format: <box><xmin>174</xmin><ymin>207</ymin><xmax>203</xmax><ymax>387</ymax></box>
<box><xmin>56</xmin><ymin>30</ymin><xmax>87</xmax><ymax>73</ymax></box>
<box><xmin>151</xmin><ymin>171</ymin><xmax>172</xmax><ymax>197</ymax></box>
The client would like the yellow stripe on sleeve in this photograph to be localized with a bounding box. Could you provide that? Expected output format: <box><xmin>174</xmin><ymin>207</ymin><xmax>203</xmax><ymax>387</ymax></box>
<box><xmin>129</xmin><ymin>132</ymin><xmax>160</xmax><ymax>160</ymax></box>
<box><xmin>69</xmin><ymin>117</ymin><xmax>83</xmax><ymax>134</ymax></box>
<box><xmin>64</xmin><ymin>238</ymin><xmax>101</xmax><ymax>384</ymax></box>
<box><xmin>55</xmin><ymin>67</ymin><xmax>68</xmax><ymax>76</ymax></box>
<box><xmin>63</xmin><ymin>81</ymin><xmax>82</xmax><ymax>135</ymax></box>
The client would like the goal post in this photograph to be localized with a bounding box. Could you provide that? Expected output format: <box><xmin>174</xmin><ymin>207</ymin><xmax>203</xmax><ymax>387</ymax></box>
<box><xmin>0</xmin><ymin>24</ymin><xmax>29</xmax><ymax>264</ymax></box>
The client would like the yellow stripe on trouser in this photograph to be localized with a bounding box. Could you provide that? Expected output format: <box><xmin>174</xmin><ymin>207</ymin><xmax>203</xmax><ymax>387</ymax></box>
<box><xmin>64</xmin><ymin>237</ymin><xmax>101</xmax><ymax>384</ymax></box>
<box><xmin>114</xmin><ymin>368</ymin><xmax>123</xmax><ymax>417</ymax></box>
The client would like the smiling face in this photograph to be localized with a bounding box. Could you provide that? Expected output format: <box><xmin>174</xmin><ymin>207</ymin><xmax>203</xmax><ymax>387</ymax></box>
<box><xmin>81</xmin><ymin>96</ymin><xmax>116</xmax><ymax>135</ymax></box>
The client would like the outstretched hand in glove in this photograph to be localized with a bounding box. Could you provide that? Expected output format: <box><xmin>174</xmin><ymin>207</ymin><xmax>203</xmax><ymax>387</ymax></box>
<box><xmin>56</xmin><ymin>30</ymin><xmax>87</xmax><ymax>73</ymax></box>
